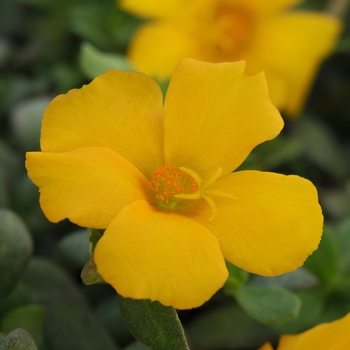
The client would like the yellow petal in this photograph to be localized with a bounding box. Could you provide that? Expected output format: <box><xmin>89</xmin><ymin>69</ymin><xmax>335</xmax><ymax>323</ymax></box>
<box><xmin>251</xmin><ymin>12</ymin><xmax>342</xmax><ymax>115</ymax></box>
<box><xmin>257</xmin><ymin>343</ymin><xmax>274</xmax><ymax>350</ymax></box>
<box><xmin>94</xmin><ymin>200</ymin><xmax>228</xmax><ymax>309</ymax></box>
<box><xmin>25</xmin><ymin>147</ymin><xmax>148</xmax><ymax>228</ymax></box>
<box><xmin>230</xmin><ymin>0</ymin><xmax>302</xmax><ymax>17</ymax></box>
<box><xmin>278</xmin><ymin>312</ymin><xmax>350</xmax><ymax>349</ymax></box>
<box><xmin>187</xmin><ymin>170</ymin><xmax>323</xmax><ymax>276</ymax></box>
<box><xmin>164</xmin><ymin>59</ymin><xmax>283</xmax><ymax>183</ymax></box>
<box><xmin>119</xmin><ymin>0</ymin><xmax>188</xmax><ymax>19</ymax></box>
<box><xmin>40</xmin><ymin>70</ymin><xmax>164</xmax><ymax>179</ymax></box>
<box><xmin>128</xmin><ymin>22</ymin><xmax>197</xmax><ymax>80</ymax></box>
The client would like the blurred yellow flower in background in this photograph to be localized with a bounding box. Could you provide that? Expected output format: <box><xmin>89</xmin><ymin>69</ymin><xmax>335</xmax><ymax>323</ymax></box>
<box><xmin>26</xmin><ymin>59</ymin><xmax>322</xmax><ymax>309</ymax></box>
<box><xmin>121</xmin><ymin>0</ymin><xmax>342</xmax><ymax>115</ymax></box>
<box><xmin>259</xmin><ymin>312</ymin><xmax>350</xmax><ymax>349</ymax></box>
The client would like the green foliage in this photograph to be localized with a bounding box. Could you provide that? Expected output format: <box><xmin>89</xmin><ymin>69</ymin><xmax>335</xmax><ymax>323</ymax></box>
<box><xmin>0</xmin><ymin>329</ymin><xmax>38</xmax><ymax>350</ymax></box>
<box><xmin>0</xmin><ymin>306</ymin><xmax>45</xmax><ymax>350</ymax></box>
<box><xmin>79</xmin><ymin>42</ymin><xmax>134</xmax><ymax>80</ymax></box>
<box><xmin>1</xmin><ymin>0</ymin><xmax>350</xmax><ymax>348</ymax></box>
<box><xmin>186</xmin><ymin>303</ymin><xmax>278</xmax><ymax>350</ymax></box>
<box><xmin>0</xmin><ymin>210</ymin><xmax>33</xmax><ymax>298</ymax></box>
<box><xmin>81</xmin><ymin>257</ymin><xmax>105</xmax><ymax>285</ymax></box>
<box><xmin>118</xmin><ymin>296</ymin><xmax>189</xmax><ymax>350</ymax></box>
<box><xmin>233</xmin><ymin>286</ymin><xmax>301</xmax><ymax>324</ymax></box>
<box><xmin>304</xmin><ymin>226</ymin><xmax>340</xmax><ymax>287</ymax></box>
<box><xmin>44</xmin><ymin>294</ymin><xmax>118</xmax><ymax>350</ymax></box>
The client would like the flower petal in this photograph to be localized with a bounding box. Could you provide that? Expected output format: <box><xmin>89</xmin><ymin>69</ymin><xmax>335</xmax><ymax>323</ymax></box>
<box><xmin>257</xmin><ymin>343</ymin><xmax>274</xmax><ymax>350</ymax></box>
<box><xmin>231</xmin><ymin>0</ymin><xmax>302</xmax><ymax>17</ymax></box>
<box><xmin>278</xmin><ymin>312</ymin><xmax>350</xmax><ymax>349</ymax></box>
<box><xmin>251</xmin><ymin>12</ymin><xmax>342</xmax><ymax>115</ymax></box>
<box><xmin>187</xmin><ymin>170</ymin><xmax>323</xmax><ymax>276</ymax></box>
<box><xmin>94</xmin><ymin>200</ymin><xmax>228</xmax><ymax>309</ymax></box>
<box><xmin>26</xmin><ymin>147</ymin><xmax>148</xmax><ymax>228</ymax></box>
<box><xmin>128</xmin><ymin>22</ymin><xmax>197</xmax><ymax>80</ymax></box>
<box><xmin>164</xmin><ymin>59</ymin><xmax>283</xmax><ymax>182</ymax></box>
<box><xmin>40</xmin><ymin>70</ymin><xmax>164</xmax><ymax>178</ymax></box>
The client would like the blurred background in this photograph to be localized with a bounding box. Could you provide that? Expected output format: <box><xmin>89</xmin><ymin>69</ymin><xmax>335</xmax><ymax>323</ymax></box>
<box><xmin>0</xmin><ymin>0</ymin><xmax>350</xmax><ymax>349</ymax></box>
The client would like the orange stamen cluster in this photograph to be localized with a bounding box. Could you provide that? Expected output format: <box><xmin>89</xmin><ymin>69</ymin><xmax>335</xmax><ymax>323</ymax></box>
<box><xmin>149</xmin><ymin>165</ymin><xmax>197</xmax><ymax>206</ymax></box>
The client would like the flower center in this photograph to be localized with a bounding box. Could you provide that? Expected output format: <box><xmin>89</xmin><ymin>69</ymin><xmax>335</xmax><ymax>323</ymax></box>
<box><xmin>149</xmin><ymin>165</ymin><xmax>238</xmax><ymax>220</ymax></box>
<box><xmin>200</xmin><ymin>3</ymin><xmax>254</xmax><ymax>60</ymax></box>
<box><xmin>148</xmin><ymin>165</ymin><xmax>198</xmax><ymax>209</ymax></box>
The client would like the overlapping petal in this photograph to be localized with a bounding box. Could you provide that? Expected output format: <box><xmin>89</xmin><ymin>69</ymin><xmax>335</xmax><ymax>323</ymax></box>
<box><xmin>164</xmin><ymin>59</ymin><xmax>283</xmax><ymax>182</ymax></box>
<box><xmin>40</xmin><ymin>70</ymin><xmax>164</xmax><ymax>178</ymax></box>
<box><xmin>94</xmin><ymin>200</ymin><xmax>228</xmax><ymax>309</ymax></box>
<box><xmin>128</xmin><ymin>22</ymin><xmax>196</xmax><ymax>80</ymax></box>
<box><xmin>187</xmin><ymin>170</ymin><xmax>323</xmax><ymax>276</ymax></box>
<box><xmin>26</xmin><ymin>147</ymin><xmax>148</xmax><ymax>228</ymax></box>
<box><xmin>251</xmin><ymin>12</ymin><xmax>342</xmax><ymax>114</ymax></box>
<box><xmin>276</xmin><ymin>312</ymin><xmax>350</xmax><ymax>349</ymax></box>
<box><xmin>229</xmin><ymin>0</ymin><xmax>302</xmax><ymax>17</ymax></box>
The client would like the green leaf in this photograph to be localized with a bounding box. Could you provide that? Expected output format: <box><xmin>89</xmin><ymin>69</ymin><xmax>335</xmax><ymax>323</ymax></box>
<box><xmin>44</xmin><ymin>294</ymin><xmax>118</xmax><ymax>350</ymax></box>
<box><xmin>294</xmin><ymin>118</ymin><xmax>349</xmax><ymax>180</ymax></box>
<box><xmin>223</xmin><ymin>261</ymin><xmax>248</xmax><ymax>292</ymax></box>
<box><xmin>270</xmin><ymin>286</ymin><xmax>325</xmax><ymax>334</ymax></box>
<box><xmin>304</xmin><ymin>226</ymin><xmax>340</xmax><ymax>287</ymax></box>
<box><xmin>124</xmin><ymin>342</ymin><xmax>150</xmax><ymax>350</ymax></box>
<box><xmin>21</xmin><ymin>258</ymin><xmax>84</xmax><ymax>304</ymax></box>
<box><xmin>58</xmin><ymin>229</ymin><xmax>90</xmax><ymax>268</ymax></box>
<box><xmin>0</xmin><ymin>283</ymin><xmax>31</xmax><ymax>318</ymax></box>
<box><xmin>0</xmin><ymin>209</ymin><xmax>33</xmax><ymax>298</ymax></box>
<box><xmin>80</xmin><ymin>257</ymin><xmax>105</xmax><ymax>285</ymax></box>
<box><xmin>79</xmin><ymin>42</ymin><xmax>133</xmax><ymax>80</ymax></box>
<box><xmin>94</xmin><ymin>296</ymin><xmax>133</xmax><ymax>346</ymax></box>
<box><xmin>87</xmin><ymin>228</ymin><xmax>103</xmax><ymax>254</ymax></box>
<box><xmin>233</xmin><ymin>286</ymin><xmax>301</xmax><ymax>324</ymax></box>
<box><xmin>0</xmin><ymin>306</ymin><xmax>45</xmax><ymax>350</ymax></box>
<box><xmin>186</xmin><ymin>303</ymin><xmax>278</xmax><ymax>350</ymax></box>
<box><xmin>10</xmin><ymin>97</ymin><xmax>50</xmax><ymax>151</ymax></box>
<box><xmin>333</xmin><ymin>218</ymin><xmax>350</xmax><ymax>273</ymax></box>
<box><xmin>0</xmin><ymin>329</ymin><xmax>38</xmax><ymax>350</ymax></box>
<box><xmin>249</xmin><ymin>267</ymin><xmax>318</xmax><ymax>291</ymax></box>
<box><xmin>118</xmin><ymin>296</ymin><xmax>190</xmax><ymax>350</ymax></box>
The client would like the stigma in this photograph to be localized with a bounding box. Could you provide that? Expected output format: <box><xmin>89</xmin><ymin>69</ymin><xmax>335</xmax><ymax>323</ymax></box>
<box><xmin>148</xmin><ymin>165</ymin><xmax>237</xmax><ymax>219</ymax></box>
<box><xmin>148</xmin><ymin>165</ymin><xmax>198</xmax><ymax>209</ymax></box>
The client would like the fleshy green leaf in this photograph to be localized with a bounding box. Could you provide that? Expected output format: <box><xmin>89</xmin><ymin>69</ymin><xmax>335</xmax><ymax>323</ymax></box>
<box><xmin>10</xmin><ymin>97</ymin><xmax>50</xmax><ymax>151</ymax></box>
<box><xmin>249</xmin><ymin>267</ymin><xmax>318</xmax><ymax>291</ymax></box>
<box><xmin>233</xmin><ymin>286</ymin><xmax>301</xmax><ymax>324</ymax></box>
<box><xmin>0</xmin><ymin>306</ymin><xmax>45</xmax><ymax>350</ymax></box>
<box><xmin>223</xmin><ymin>261</ymin><xmax>249</xmax><ymax>292</ymax></box>
<box><xmin>304</xmin><ymin>226</ymin><xmax>340</xmax><ymax>287</ymax></box>
<box><xmin>0</xmin><ymin>329</ymin><xmax>38</xmax><ymax>350</ymax></box>
<box><xmin>271</xmin><ymin>286</ymin><xmax>325</xmax><ymax>334</ymax></box>
<box><xmin>0</xmin><ymin>209</ymin><xmax>33</xmax><ymax>298</ymax></box>
<box><xmin>118</xmin><ymin>296</ymin><xmax>190</xmax><ymax>350</ymax></box>
<box><xmin>79</xmin><ymin>42</ymin><xmax>133</xmax><ymax>80</ymax></box>
<box><xmin>44</xmin><ymin>294</ymin><xmax>118</xmax><ymax>350</ymax></box>
<box><xmin>87</xmin><ymin>228</ymin><xmax>103</xmax><ymax>254</ymax></box>
<box><xmin>21</xmin><ymin>258</ymin><xmax>83</xmax><ymax>304</ymax></box>
<box><xmin>58</xmin><ymin>229</ymin><xmax>90</xmax><ymax>268</ymax></box>
<box><xmin>94</xmin><ymin>296</ymin><xmax>133</xmax><ymax>346</ymax></box>
<box><xmin>81</xmin><ymin>257</ymin><xmax>105</xmax><ymax>285</ymax></box>
<box><xmin>186</xmin><ymin>303</ymin><xmax>278</xmax><ymax>350</ymax></box>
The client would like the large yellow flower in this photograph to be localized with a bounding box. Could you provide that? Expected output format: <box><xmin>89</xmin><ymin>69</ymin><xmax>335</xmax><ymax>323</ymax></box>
<box><xmin>120</xmin><ymin>0</ymin><xmax>342</xmax><ymax>115</ymax></box>
<box><xmin>259</xmin><ymin>312</ymin><xmax>350</xmax><ymax>349</ymax></box>
<box><xmin>26</xmin><ymin>59</ymin><xmax>323</xmax><ymax>309</ymax></box>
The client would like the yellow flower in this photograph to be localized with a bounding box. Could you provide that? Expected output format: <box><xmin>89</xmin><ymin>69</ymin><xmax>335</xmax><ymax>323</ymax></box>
<box><xmin>258</xmin><ymin>312</ymin><xmax>350</xmax><ymax>350</ymax></box>
<box><xmin>25</xmin><ymin>59</ymin><xmax>323</xmax><ymax>309</ymax></box>
<box><xmin>120</xmin><ymin>0</ymin><xmax>342</xmax><ymax>115</ymax></box>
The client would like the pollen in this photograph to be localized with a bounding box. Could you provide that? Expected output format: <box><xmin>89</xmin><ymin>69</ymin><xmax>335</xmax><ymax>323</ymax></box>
<box><xmin>148</xmin><ymin>165</ymin><xmax>198</xmax><ymax>208</ymax></box>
